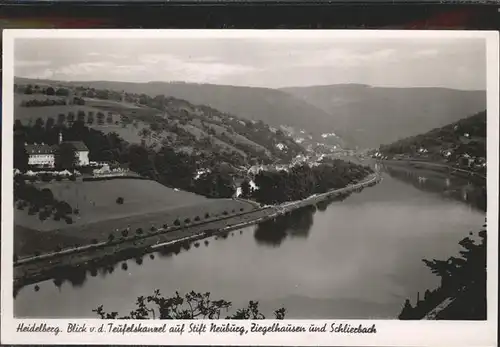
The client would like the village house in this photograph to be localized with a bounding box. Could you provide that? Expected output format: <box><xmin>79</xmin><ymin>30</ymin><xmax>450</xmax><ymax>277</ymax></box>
<box><xmin>25</xmin><ymin>132</ymin><xmax>90</xmax><ymax>168</ymax></box>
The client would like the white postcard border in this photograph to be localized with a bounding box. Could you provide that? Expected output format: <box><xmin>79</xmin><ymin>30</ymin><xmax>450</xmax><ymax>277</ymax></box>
<box><xmin>1</xmin><ymin>29</ymin><xmax>499</xmax><ymax>346</ymax></box>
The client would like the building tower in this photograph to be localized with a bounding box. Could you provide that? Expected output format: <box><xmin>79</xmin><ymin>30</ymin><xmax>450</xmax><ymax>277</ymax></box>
<box><xmin>59</xmin><ymin>131</ymin><xmax>63</xmax><ymax>145</ymax></box>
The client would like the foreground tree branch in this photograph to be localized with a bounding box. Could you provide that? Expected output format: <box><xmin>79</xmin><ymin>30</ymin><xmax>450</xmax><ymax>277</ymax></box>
<box><xmin>93</xmin><ymin>290</ymin><xmax>286</xmax><ymax>320</ymax></box>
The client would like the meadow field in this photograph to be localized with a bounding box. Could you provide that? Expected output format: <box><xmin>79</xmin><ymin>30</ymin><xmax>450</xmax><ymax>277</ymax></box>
<box><xmin>14</xmin><ymin>178</ymin><xmax>259</xmax><ymax>256</ymax></box>
<box><xmin>16</xmin><ymin>179</ymin><xmax>208</xmax><ymax>231</ymax></box>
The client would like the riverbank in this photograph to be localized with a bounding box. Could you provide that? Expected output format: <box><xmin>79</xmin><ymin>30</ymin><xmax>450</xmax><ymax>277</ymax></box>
<box><xmin>13</xmin><ymin>173</ymin><xmax>381</xmax><ymax>290</ymax></box>
<box><xmin>381</xmin><ymin>159</ymin><xmax>486</xmax><ymax>181</ymax></box>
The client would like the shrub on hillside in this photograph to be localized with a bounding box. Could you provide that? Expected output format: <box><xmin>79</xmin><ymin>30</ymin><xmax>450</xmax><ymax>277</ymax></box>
<box><xmin>122</xmin><ymin>229</ymin><xmax>129</xmax><ymax>237</ymax></box>
<box><xmin>194</xmin><ymin>216</ymin><xmax>200</xmax><ymax>222</ymax></box>
<box><xmin>56</xmin><ymin>201</ymin><xmax>72</xmax><ymax>216</ymax></box>
<box><xmin>38</xmin><ymin>210</ymin><xmax>49</xmax><ymax>221</ymax></box>
<box><xmin>116</xmin><ymin>197</ymin><xmax>124</xmax><ymax>205</ymax></box>
<box><xmin>65</xmin><ymin>216</ymin><xmax>73</xmax><ymax>224</ymax></box>
<box><xmin>174</xmin><ymin>219</ymin><xmax>181</xmax><ymax>226</ymax></box>
<box><xmin>55</xmin><ymin>88</ymin><xmax>70</xmax><ymax>97</ymax></box>
<box><xmin>108</xmin><ymin>234</ymin><xmax>115</xmax><ymax>242</ymax></box>
<box><xmin>205</xmin><ymin>212</ymin><xmax>210</xmax><ymax>219</ymax></box>
<box><xmin>184</xmin><ymin>218</ymin><xmax>191</xmax><ymax>224</ymax></box>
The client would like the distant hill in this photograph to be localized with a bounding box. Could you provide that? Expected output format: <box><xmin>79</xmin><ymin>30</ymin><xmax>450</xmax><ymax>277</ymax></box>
<box><xmin>14</xmin><ymin>77</ymin><xmax>344</xmax><ymax>146</ymax></box>
<box><xmin>280</xmin><ymin>84</ymin><xmax>486</xmax><ymax>148</ymax></box>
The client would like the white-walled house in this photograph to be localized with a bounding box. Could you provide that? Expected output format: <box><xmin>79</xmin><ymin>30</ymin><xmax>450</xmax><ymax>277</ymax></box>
<box><xmin>25</xmin><ymin>132</ymin><xmax>90</xmax><ymax>168</ymax></box>
<box><xmin>63</xmin><ymin>141</ymin><xmax>90</xmax><ymax>166</ymax></box>
<box><xmin>26</xmin><ymin>143</ymin><xmax>57</xmax><ymax>168</ymax></box>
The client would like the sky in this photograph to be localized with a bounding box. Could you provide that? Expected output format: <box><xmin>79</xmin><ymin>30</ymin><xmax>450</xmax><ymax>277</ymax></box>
<box><xmin>14</xmin><ymin>37</ymin><xmax>486</xmax><ymax>90</ymax></box>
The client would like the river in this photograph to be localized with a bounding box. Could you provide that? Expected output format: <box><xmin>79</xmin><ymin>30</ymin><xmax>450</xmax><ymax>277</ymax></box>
<box><xmin>14</xmin><ymin>164</ymin><xmax>486</xmax><ymax>319</ymax></box>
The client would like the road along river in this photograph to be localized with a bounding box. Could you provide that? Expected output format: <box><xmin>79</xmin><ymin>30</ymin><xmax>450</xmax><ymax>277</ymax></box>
<box><xmin>15</xmin><ymin>165</ymin><xmax>485</xmax><ymax>319</ymax></box>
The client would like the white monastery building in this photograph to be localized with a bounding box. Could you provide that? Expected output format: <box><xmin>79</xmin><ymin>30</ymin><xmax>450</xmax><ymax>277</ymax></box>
<box><xmin>26</xmin><ymin>143</ymin><xmax>56</xmax><ymax>167</ymax></box>
<box><xmin>25</xmin><ymin>132</ymin><xmax>90</xmax><ymax>168</ymax></box>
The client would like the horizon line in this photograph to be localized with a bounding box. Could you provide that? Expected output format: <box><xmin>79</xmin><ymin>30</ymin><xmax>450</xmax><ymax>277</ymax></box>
<box><xmin>13</xmin><ymin>76</ymin><xmax>487</xmax><ymax>92</ymax></box>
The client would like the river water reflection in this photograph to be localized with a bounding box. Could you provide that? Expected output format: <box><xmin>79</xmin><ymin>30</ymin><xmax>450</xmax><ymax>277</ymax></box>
<box><xmin>15</xmin><ymin>165</ymin><xmax>486</xmax><ymax>319</ymax></box>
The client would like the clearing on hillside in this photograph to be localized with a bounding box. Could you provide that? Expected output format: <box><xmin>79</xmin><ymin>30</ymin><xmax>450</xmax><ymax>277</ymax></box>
<box><xmin>83</xmin><ymin>97</ymin><xmax>142</xmax><ymax>110</ymax></box>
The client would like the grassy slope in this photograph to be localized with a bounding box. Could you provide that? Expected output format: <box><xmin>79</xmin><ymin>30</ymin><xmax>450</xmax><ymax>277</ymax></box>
<box><xmin>14</xmin><ymin>178</ymin><xmax>259</xmax><ymax>256</ymax></box>
<box><xmin>281</xmin><ymin>84</ymin><xmax>486</xmax><ymax>148</ymax></box>
<box><xmin>15</xmin><ymin>179</ymin><xmax>208</xmax><ymax>231</ymax></box>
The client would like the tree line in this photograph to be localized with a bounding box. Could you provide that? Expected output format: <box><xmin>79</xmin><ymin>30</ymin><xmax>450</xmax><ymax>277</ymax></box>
<box><xmin>17</xmin><ymin>84</ymin><xmax>71</xmax><ymax>97</ymax></box>
<box><xmin>245</xmin><ymin>161</ymin><xmax>373</xmax><ymax>205</ymax></box>
<box><xmin>21</xmin><ymin>97</ymin><xmax>85</xmax><ymax>107</ymax></box>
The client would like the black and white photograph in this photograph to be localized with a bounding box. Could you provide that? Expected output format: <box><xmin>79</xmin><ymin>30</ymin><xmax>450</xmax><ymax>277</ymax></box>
<box><xmin>1</xmin><ymin>29</ymin><xmax>498</xmax><ymax>346</ymax></box>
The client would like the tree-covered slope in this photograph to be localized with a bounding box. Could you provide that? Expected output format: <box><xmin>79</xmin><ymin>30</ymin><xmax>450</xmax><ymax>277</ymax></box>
<box><xmin>14</xmin><ymin>80</ymin><xmax>307</xmax><ymax>166</ymax></box>
<box><xmin>14</xmin><ymin>77</ymin><xmax>343</xmax><ymax>145</ymax></box>
<box><xmin>377</xmin><ymin>110</ymin><xmax>486</xmax><ymax>174</ymax></box>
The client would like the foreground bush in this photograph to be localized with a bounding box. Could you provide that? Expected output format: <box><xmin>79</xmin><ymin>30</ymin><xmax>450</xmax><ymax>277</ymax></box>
<box><xmin>94</xmin><ymin>290</ymin><xmax>286</xmax><ymax>319</ymax></box>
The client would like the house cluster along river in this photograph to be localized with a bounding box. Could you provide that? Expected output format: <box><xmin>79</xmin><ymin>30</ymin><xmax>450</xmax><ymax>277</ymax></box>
<box><xmin>14</xmin><ymin>162</ymin><xmax>486</xmax><ymax>319</ymax></box>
